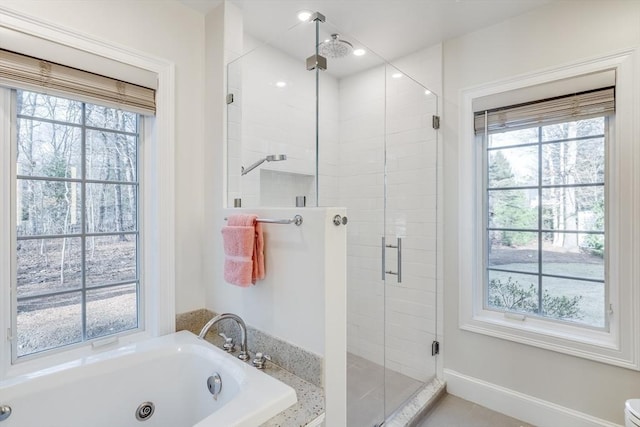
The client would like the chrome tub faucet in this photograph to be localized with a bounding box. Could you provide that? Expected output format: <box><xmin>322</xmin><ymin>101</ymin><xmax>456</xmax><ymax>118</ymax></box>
<box><xmin>199</xmin><ymin>313</ymin><xmax>250</xmax><ymax>361</ymax></box>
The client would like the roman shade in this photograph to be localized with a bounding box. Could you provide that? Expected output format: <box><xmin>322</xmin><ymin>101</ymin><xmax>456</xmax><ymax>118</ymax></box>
<box><xmin>474</xmin><ymin>87</ymin><xmax>615</xmax><ymax>135</ymax></box>
<box><xmin>0</xmin><ymin>49</ymin><xmax>155</xmax><ymax>115</ymax></box>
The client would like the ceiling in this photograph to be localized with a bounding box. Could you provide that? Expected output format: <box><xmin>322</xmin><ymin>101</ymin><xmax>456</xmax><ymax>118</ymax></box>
<box><xmin>180</xmin><ymin>0</ymin><xmax>556</xmax><ymax>77</ymax></box>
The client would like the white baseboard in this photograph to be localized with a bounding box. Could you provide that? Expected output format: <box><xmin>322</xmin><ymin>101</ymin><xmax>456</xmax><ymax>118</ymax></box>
<box><xmin>443</xmin><ymin>369</ymin><xmax>622</xmax><ymax>427</ymax></box>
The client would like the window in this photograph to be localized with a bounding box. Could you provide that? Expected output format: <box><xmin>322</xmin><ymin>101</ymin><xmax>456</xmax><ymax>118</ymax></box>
<box><xmin>484</xmin><ymin>115</ymin><xmax>607</xmax><ymax>329</ymax></box>
<box><xmin>458</xmin><ymin>52</ymin><xmax>639</xmax><ymax>369</ymax></box>
<box><xmin>12</xmin><ymin>90</ymin><xmax>140</xmax><ymax>359</ymax></box>
<box><xmin>0</xmin><ymin>14</ymin><xmax>175</xmax><ymax>380</ymax></box>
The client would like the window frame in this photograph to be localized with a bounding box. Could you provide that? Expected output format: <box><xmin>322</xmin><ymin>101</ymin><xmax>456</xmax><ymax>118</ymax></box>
<box><xmin>458</xmin><ymin>50</ymin><xmax>640</xmax><ymax>370</ymax></box>
<box><xmin>10</xmin><ymin>90</ymin><xmax>143</xmax><ymax>361</ymax></box>
<box><xmin>481</xmin><ymin>117</ymin><xmax>609</xmax><ymax>331</ymax></box>
<box><xmin>0</xmin><ymin>8</ymin><xmax>176</xmax><ymax>381</ymax></box>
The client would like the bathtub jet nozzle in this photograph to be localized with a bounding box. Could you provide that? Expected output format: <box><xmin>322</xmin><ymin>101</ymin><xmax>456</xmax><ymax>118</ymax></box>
<box><xmin>135</xmin><ymin>402</ymin><xmax>155</xmax><ymax>421</ymax></box>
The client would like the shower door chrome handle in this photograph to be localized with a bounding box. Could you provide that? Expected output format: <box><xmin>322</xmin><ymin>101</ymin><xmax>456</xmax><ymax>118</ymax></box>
<box><xmin>381</xmin><ymin>237</ymin><xmax>386</xmax><ymax>280</ymax></box>
<box><xmin>382</xmin><ymin>237</ymin><xmax>402</xmax><ymax>283</ymax></box>
<box><xmin>397</xmin><ymin>237</ymin><xmax>402</xmax><ymax>283</ymax></box>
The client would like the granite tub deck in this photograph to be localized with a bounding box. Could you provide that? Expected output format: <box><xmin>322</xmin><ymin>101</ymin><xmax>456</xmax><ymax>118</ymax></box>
<box><xmin>258</xmin><ymin>364</ymin><xmax>324</xmax><ymax>426</ymax></box>
<box><xmin>205</xmin><ymin>333</ymin><xmax>325</xmax><ymax>427</ymax></box>
<box><xmin>176</xmin><ymin>310</ymin><xmax>325</xmax><ymax>426</ymax></box>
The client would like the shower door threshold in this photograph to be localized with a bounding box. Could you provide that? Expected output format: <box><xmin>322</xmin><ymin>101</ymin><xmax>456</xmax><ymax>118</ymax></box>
<box><xmin>383</xmin><ymin>377</ymin><xmax>446</xmax><ymax>427</ymax></box>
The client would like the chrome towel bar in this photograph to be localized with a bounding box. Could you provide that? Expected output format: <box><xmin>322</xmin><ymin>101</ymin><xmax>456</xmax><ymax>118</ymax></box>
<box><xmin>224</xmin><ymin>214</ymin><xmax>303</xmax><ymax>226</ymax></box>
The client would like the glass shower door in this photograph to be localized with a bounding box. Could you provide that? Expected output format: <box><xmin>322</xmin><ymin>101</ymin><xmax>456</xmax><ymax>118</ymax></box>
<box><xmin>338</xmin><ymin>64</ymin><xmax>388</xmax><ymax>427</ymax></box>
<box><xmin>382</xmin><ymin>64</ymin><xmax>439</xmax><ymax>419</ymax></box>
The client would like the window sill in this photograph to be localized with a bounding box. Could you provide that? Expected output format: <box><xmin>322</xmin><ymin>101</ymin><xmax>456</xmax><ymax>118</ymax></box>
<box><xmin>460</xmin><ymin>309</ymin><xmax>638</xmax><ymax>370</ymax></box>
<box><xmin>3</xmin><ymin>329</ymin><xmax>152</xmax><ymax>382</ymax></box>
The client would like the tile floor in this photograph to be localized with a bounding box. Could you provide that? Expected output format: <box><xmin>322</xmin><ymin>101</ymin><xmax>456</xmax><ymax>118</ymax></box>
<box><xmin>347</xmin><ymin>353</ymin><xmax>532</xmax><ymax>427</ymax></box>
<box><xmin>347</xmin><ymin>352</ymin><xmax>424</xmax><ymax>427</ymax></box>
<box><xmin>416</xmin><ymin>394</ymin><xmax>535</xmax><ymax>427</ymax></box>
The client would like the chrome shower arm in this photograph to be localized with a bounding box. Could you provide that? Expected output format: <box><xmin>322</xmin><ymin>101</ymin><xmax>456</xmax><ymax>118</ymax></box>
<box><xmin>241</xmin><ymin>158</ymin><xmax>267</xmax><ymax>176</ymax></box>
<box><xmin>241</xmin><ymin>154</ymin><xmax>287</xmax><ymax>176</ymax></box>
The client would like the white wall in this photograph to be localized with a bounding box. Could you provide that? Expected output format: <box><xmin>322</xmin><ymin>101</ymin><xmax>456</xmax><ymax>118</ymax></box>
<box><xmin>209</xmin><ymin>208</ymin><xmax>342</xmax><ymax>355</ymax></box>
<box><xmin>0</xmin><ymin>0</ymin><xmax>206</xmax><ymax>314</ymax></box>
<box><xmin>203</xmin><ymin>1</ymin><xmax>231</xmax><ymax>341</ymax></box>
<box><xmin>443</xmin><ymin>1</ymin><xmax>640</xmax><ymax>424</ymax></box>
<box><xmin>390</xmin><ymin>44</ymin><xmax>443</xmax><ymax>99</ymax></box>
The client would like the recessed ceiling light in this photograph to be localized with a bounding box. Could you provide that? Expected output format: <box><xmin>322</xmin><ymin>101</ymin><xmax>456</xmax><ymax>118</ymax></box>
<box><xmin>392</xmin><ymin>72</ymin><xmax>403</xmax><ymax>79</ymax></box>
<box><xmin>297</xmin><ymin>10</ymin><xmax>312</xmax><ymax>22</ymax></box>
<box><xmin>353</xmin><ymin>48</ymin><xmax>366</xmax><ymax>57</ymax></box>
<box><xmin>275</xmin><ymin>81</ymin><xmax>287</xmax><ymax>88</ymax></box>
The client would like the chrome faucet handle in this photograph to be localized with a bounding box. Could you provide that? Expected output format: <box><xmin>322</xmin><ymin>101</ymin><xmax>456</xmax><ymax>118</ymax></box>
<box><xmin>252</xmin><ymin>352</ymin><xmax>271</xmax><ymax>369</ymax></box>
<box><xmin>218</xmin><ymin>333</ymin><xmax>235</xmax><ymax>352</ymax></box>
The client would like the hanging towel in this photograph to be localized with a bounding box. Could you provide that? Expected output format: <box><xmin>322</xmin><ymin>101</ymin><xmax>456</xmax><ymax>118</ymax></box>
<box><xmin>222</xmin><ymin>214</ymin><xmax>265</xmax><ymax>286</ymax></box>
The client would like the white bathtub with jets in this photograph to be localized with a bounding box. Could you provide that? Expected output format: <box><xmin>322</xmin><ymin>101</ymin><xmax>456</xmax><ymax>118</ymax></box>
<box><xmin>0</xmin><ymin>330</ymin><xmax>296</xmax><ymax>427</ymax></box>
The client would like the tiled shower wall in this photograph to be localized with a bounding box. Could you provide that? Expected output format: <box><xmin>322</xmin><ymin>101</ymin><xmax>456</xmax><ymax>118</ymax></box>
<box><xmin>340</xmin><ymin>65</ymin><xmax>438</xmax><ymax>382</ymax></box>
<box><xmin>227</xmin><ymin>34</ymin><xmax>340</xmax><ymax>208</ymax></box>
<box><xmin>339</xmin><ymin>66</ymin><xmax>386</xmax><ymax>367</ymax></box>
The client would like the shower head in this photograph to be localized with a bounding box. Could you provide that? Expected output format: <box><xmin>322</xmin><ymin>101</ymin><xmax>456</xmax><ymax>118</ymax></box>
<box><xmin>241</xmin><ymin>154</ymin><xmax>287</xmax><ymax>176</ymax></box>
<box><xmin>265</xmin><ymin>154</ymin><xmax>287</xmax><ymax>162</ymax></box>
<box><xmin>319</xmin><ymin>34</ymin><xmax>353</xmax><ymax>58</ymax></box>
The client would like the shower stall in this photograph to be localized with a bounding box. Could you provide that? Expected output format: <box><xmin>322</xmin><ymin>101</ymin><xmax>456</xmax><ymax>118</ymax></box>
<box><xmin>226</xmin><ymin>11</ymin><xmax>440</xmax><ymax>426</ymax></box>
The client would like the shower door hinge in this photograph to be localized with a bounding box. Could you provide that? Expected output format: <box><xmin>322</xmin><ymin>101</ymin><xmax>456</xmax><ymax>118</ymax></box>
<box><xmin>432</xmin><ymin>115</ymin><xmax>440</xmax><ymax>129</ymax></box>
<box><xmin>226</xmin><ymin>93</ymin><xmax>234</xmax><ymax>104</ymax></box>
<box><xmin>431</xmin><ymin>340</ymin><xmax>440</xmax><ymax>356</ymax></box>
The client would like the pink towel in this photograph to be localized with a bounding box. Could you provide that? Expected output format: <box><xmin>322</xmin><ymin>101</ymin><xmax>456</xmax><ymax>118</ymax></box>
<box><xmin>222</xmin><ymin>214</ymin><xmax>265</xmax><ymax>286</ymax></box>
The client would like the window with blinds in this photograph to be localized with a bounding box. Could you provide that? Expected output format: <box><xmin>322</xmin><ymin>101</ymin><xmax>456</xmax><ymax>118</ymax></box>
<box><xmin>474</xmin><ymin>87</ymin><xmax>614</xmax><ymax>134</ymax></box>
<box><xmin>1</xmin><ymin>49</ymin><xmax>152</xmax><ymax>359</ymax></box>
<box><xmin>0</xmin><ymin>49</ymin><xmax>155</xmax><ymax>115</ymax></box>
<box><xmin>477</xmin><ymin>89</ymin><xmax>612</xmax><ymax>329</ymax></box>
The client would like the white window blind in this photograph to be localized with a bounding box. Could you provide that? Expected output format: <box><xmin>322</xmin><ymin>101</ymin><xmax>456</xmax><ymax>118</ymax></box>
<box><xmin>0</xmin><ymin>49</ymin><xmax>155</xmax><ymax>115</ymax></box>
<box><xmin>474</xmin><ymin>87</ymin><xmax>614</xmax><ymax>135</ymax></box>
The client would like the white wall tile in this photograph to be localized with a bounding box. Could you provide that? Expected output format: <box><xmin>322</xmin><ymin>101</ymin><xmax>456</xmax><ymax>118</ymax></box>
<box><xmin>228</xmin><ymin>33</ymin><xmax>340</xmax><ymax>207</ymax></box>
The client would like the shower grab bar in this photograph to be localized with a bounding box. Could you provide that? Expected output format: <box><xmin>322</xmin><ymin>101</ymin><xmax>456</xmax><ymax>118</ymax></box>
<box><xmin>382</xmin><ymin>236</ymin><xmax>402</xmax><ymax>283</ymax></box>
<box><xmin>224</xmin><ymin>214</ymin><xmax>303</xmax><ymax>226</ymax></box>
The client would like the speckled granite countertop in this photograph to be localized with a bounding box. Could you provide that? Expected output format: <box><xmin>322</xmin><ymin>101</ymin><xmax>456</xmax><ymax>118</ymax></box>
<box><xmin>259</xmin><ymin>362</ymin><xmax>324</xmax><ymax>427</ymax></box>
<box><xmin>203</xmin><ymin>334</ymin><xmax>324</xmax><ymax>426</ymax></box>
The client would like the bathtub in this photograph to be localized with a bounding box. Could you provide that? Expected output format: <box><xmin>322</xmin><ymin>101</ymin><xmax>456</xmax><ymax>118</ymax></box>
<box><xmin>0</xmin><ymin>330</ymin><xmax>297</xmax><ymax>427</ymax></box>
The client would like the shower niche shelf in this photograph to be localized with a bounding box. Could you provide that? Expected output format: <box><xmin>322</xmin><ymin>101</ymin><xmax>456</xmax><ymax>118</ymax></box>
<box><xmin>260</xmin><ymin>170</ymin><xmax>315</xmax><ymax>207</ymax></box>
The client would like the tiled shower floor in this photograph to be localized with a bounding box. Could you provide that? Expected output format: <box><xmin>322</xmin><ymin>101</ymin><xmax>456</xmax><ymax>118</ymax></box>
<box><xmin>347</xmin><ymin>352</ymin><xmax>423</xmax><ymax>427</ymax></box>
